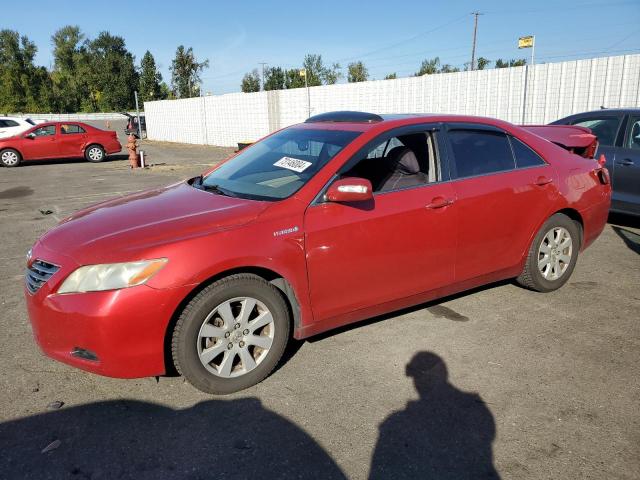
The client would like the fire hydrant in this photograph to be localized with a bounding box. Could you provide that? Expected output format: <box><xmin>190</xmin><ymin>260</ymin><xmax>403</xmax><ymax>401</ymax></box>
<box><xmin>126</xmin><ymin>134</ymin><xmax>138</xmax><ymax>169</ymax></box>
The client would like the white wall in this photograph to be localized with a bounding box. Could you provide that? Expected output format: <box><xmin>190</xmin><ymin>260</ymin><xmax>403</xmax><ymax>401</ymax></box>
<box><xmin>145</xmin><ymin>54</ymin><xmax>640</xmax><ymax>147</ymax></box>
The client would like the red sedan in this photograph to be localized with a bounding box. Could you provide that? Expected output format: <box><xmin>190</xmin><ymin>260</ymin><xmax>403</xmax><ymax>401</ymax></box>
<box><xmin>0</xmin><ymin>121</ymin><xmax>121</xmax><ymax>167</ymax></box>
<box><xmin>24</xmin><ymin>112</ymin><xmax>611</xmax><ymax>394</ymax></box>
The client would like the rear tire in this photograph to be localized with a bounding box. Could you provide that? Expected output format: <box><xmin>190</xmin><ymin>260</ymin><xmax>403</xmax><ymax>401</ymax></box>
<box><xmin>517</xmin><ymin>213</ymin><xmax>580</xmax><ymax>292</ymax></box>
<box><xmin>172</xmin><ymin>274</ymin><xmax>290</xmax><ymax>394</ymax></box>
<box><xmin>85</xmin><ymin>144</ymin><xmax>105</xmax><ymax>162</ymax></box>
<box><xmin>0</xmin><ymin>149</ymin><xmax>21</xmax><ymax>167</ymax></box>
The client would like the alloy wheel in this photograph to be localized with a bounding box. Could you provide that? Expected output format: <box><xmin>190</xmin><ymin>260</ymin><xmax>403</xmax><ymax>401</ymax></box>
<box><xmin>1</xmin><ymin>151</ymin><xmax>19</xmax><ymax>166</ymax></box>
<box><xmin>88</xmin><ymin>147</ymin><xmax>103</xmax><ymax>161</ymax></box>
<box><xmin>197</xmin><ymin>296</ymin><xmax>275</xmax><ymax>378</ymax></box>
<box><xmin>537</xmin><ymin>226</ymin><xmax>573</xmax><ymax>281</ymax></box>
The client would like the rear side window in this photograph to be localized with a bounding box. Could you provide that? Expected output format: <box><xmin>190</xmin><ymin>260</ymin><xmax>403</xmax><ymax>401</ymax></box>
<box><xmin>626</xmin><ymin>116</ymin><xmax>640</xmax><ymax>150</ymax></box>
<box><xmin>4</xmin><ymin>120</ymin><xmax>19</xmax><ymax>127</ymax></box>
<box><xmin>61</xmin><ymin>124</ymin><xmax>86</xmax><ymax>134</ymax></box>
<box><xmin>572</xmin><ymin>117</ymin><xmax>620</xmax><ymax>146</ymax></box>
<box><xmin>509</xmin><ymin>137</ymin><xmax>546</xmax><ymax>167</ymax></box>
<box><xmin>448</xmin><ymin>130</ymin><xmax>515</xmax><ymax>179</ymax></box>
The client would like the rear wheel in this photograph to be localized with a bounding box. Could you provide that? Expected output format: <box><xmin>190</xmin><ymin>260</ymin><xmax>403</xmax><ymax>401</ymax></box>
<box><xmin>85</xmin><ymin>144</ymin><xmax>105</xmax><ymax>162</ymax></box>
<box><xmin>517</xmin><ymin>213</ymin><xmax>580</xmax><ymax>292</ymax></box>
<box><xmin>172</xmin><ymin>274</ymin><xmax>290</xmax><ymax>394</ymax></box>
<box><xmin>0</xmin><ymin>149</ymin><xmax>21</xmax><ymax>167</ymax></box>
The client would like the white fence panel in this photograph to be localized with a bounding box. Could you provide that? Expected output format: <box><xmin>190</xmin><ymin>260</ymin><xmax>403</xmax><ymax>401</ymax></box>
<box><xmin>145</xmin><ymin>54</ymin><xmax>640</xmax><ymax>147</ymax></box>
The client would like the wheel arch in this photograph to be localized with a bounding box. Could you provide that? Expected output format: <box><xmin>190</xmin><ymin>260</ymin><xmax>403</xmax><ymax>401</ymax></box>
<box><xmin>554</xmin><ymin>208</ymin><xmax>584</xmax><ymax>248</ymax></box>
<box><xmin>0</xmin><ymin>146</ymin><xmax>23</xmax><ymax>159</ymax></box>
<box><xmin>162</xmin><ymin>266</ymin><xmax>302</xmax><ymax>375</ymax></box>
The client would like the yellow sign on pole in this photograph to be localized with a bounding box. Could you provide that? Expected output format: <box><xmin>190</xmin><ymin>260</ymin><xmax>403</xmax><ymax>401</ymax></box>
<box><xmin>299</xmin><ymin>69</ymin><xmax>306</xmax><ymax>77</ymax></box>
<box><xmin>518</xmin><ymin>36</ymin><xmax>534</xmax><ymax>49</ymax></box>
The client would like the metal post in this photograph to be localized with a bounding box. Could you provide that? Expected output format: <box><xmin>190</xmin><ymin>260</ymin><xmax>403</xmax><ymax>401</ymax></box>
<box><xmin>530</xmin><ymin>35</ymin><xmax>536</xmax><ymax>66</ymax></box>
<box><xmin>259</xmin><ymin>62</ymin><xmax>267</xmax><ymax>90</ymax></box>
<box><xmin>470</xmin><ymin>12</ymin><xmax>482</xmax><ymax>71</ymax></box>
<box><xmin>304</xmin><ymin>70</ymin><xmax>310</xmax><ymax>118</ymax></box>
<box><xmin>134</xmin><ymin>90</ymin><xmax>142</xmax><ymax>139</ymax></box>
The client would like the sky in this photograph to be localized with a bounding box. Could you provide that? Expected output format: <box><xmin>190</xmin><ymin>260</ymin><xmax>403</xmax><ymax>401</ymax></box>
<box><xmin>3</xmin><ymin>0</ymin><xmax>640</xmax><ymax>95</ymax></box>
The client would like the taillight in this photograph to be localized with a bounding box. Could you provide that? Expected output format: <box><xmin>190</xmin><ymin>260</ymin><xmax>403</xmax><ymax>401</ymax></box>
<box><xmin>597</xmin><ymin>167</ymin><xmax>610</xmax><ymax>185</ymax></box>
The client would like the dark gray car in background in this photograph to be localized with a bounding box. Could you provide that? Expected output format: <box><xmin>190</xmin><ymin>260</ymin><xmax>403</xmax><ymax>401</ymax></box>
<box><xmin>551</xmin><ymin>108</ymin><xmax>640</xmax><ymax>216</ymax></box>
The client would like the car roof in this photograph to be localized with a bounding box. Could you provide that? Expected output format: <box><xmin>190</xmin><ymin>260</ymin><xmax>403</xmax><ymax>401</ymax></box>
<box><xmin>299</xmin><ymin>111</ymin><xmax>513</xmax><ymax>131</ymax></box>
<box><xmin>567</xmin><ymin>108</ymin><xmax>640</xmax><ymax>115</ymax></box>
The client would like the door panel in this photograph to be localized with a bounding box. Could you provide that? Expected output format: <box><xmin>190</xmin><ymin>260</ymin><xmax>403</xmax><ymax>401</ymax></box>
<box><xmin>452</xmin><ymin>165</ymin><xmax>558</xmax><ymax>282</ymax></box>
<box><xmin>20</xmin><ymin>126</ymin><xmax>59</xmax><ymax>160</ymax></box>
<box><xmin>612</xmin><ymin>116</ymin><xmax>640</xmax><ymax>214</ymax></box>
<box><xmin>304</xmin><ymin>183</ymin><xmax>457</xmax><ymax>322</ymax></box>
<box><xmin>58</xmin><ymin>132</ymin><xmax>87</xmax><ymax>157</ymax></box>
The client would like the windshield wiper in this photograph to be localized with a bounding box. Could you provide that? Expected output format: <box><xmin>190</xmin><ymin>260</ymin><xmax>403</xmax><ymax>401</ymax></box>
<box><xmin>192</xmin><ymin>177</ymin><xmax>237</xmax><ymax>198</ymax></box>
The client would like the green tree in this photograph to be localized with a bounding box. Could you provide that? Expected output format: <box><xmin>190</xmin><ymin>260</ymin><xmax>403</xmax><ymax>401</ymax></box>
<box><xmin>476</xmin><ymin>57</ymin><xmax>491</xmax><ymax>70</ymax></box>
<box><xmin>495</xmin><ymin>58</ymin><xmax>527</xmax><ymax>68</ymax></box>
<box><xmin>384</xmin><ymin>73</ymin><xmax>397</xmax><ymax>80</ymax></box>
<box><xmin>416</xmin><ymin>57</ymin><xmax>440</xmax><ymax>76</ymax></box>
<box><xmin>347</xmin><ymin>61</ymin><xmax>368</xmax><ymax>82</ymax></box>
<box><xmin>284</xmin><ymin>68</ymin><xmax>306</xmax><ymax>89</ymax></box>
<box><xmin>170</xmin><ymin>45</ymin><xmax>209</xmax><ymax>98</ymax></box>
<box><xmin>264</xmin><ymin>66</ymin><xmax>285</xmax><ymax>91</ymax></box>
<box><xmin>51</xmin><ymin>25</ymin><xmax>86</xmax><ymax>112</ymax></box>
<box><xmin>302</xmin><ymin>54</ymin><xmax>341</xmax><ymax>86</ymax></box>
<box><xmin>0</xmin><ymin>30</ymin><xmax>52</xmax><ymax>112</ymax></box>
<box><xmin>82</xmin><ymin>32</ymin><xmax>138</xmax><ymax>111</ymax></box>
<box><xmin>241</xmin><ymin>69</ymin><xmax>260</xmax><ymax>93</ymax></box>
<box><xmin>138</xmin><ymin>50</ymin><xmax>164</xmax><ymax>102</ymax></box>
<box><xmin>438</xmin><ymin>64</ymin><xmax>460</xmax><ymax>73</ymax></box>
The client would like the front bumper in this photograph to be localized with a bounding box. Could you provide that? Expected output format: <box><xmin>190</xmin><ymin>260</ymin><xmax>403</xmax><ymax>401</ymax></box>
<box><xmin>25</xmin><ymin>280</ymin><xmax>193</xmax><ymax>378</ymax></box>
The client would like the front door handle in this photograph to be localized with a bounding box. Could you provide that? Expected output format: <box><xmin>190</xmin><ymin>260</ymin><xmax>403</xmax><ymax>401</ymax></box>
<box><xmin>617</xmin><ymin>159</ymin><xmax>634</xmax><ymax>166</ymax></box>
<box><xmin>534</xmin><ymin>176</ymin><xmax>554</xmax><ymax>186</ymax></box>
<box><xmin>426</xmin><ymin>196</ymin><xmax>454</xmax><ymax>209</ymax></box>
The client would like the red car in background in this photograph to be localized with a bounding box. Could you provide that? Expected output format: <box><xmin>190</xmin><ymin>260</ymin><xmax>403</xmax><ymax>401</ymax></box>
<box><xmin>0</xmin><ymin>121</ymin><xmax>121</xmax><ymax>167</ymax></box>
<box><xmin>24</xmin><ymin>111</ymin><xmax>611</xmax><ymax>394</ymax></box>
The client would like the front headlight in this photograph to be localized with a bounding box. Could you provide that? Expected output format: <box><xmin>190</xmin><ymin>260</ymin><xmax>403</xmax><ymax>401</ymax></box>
<box><xmin>57</xmin><ymin>259</ymin><xmax>167</xmax><ymax>294</ymax></box>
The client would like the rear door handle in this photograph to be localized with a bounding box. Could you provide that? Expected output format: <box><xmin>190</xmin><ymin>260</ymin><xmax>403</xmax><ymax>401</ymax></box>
<box><xmin>426</xmin><ymin>196</ymin><xmax>454</xmax><ymax>209</ymax></box>
<box><xmin>617</xmin><ymin>159</ymin><xmax>634</xmax><ymax>166</ymax></box>
<box><xmin>534</xmin><ymin>176</ymin><xmax>553</xmax><ymax>186</ymax></box>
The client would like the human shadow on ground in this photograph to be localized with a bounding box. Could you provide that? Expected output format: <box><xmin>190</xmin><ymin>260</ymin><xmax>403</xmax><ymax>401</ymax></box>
<box><xmin>0</xmin><ymin>397</ymin><xmax>346</xmax><ymax>480</ymax></box>
<box><xmin>611</xmin><ymin>225</ymin><xmax>640</xmax><ymax>255</ymax></box>
<box><xmin>369</xmin><ymin>351</ymin><xmax>500</xmax><ymax>479</ymax></box>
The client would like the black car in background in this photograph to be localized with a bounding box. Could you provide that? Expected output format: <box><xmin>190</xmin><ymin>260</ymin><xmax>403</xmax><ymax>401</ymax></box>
<box><xmin>121</xmin><ymin>112</ymin><xmax>146</xmax><ymax>138</ymax></box>
<box><xmin>551</xmin><ymin>108</ymin><xmax>640</xmax><ymax>216</ymax></box>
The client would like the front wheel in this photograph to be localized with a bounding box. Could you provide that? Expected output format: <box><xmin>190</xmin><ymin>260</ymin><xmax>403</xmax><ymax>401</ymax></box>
<box><xmin>517</xmin><ymin>213</ymin><xmax>580</xmax><ymax>292</ymax></box>
<box><xmin>172</xmin><ymin>274</ymin><xmax>290</xmax><ymax>394</ymax></box>
<box><xmin>1</xmin><ymin>149</ymin><xmax>21</xmax><ymax>167</ymax></box>
<box><xmin>85</xmin><ymin>144</ymin><xmax>105</xmax><ymax>162</ymax></box>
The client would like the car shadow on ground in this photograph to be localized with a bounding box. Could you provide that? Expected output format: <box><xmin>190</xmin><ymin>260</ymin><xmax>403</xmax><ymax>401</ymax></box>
<box><xmin>18</xmin><ymin>154</ymin><xmax>129</xmax><ymax>167</ymax></box>
<box><xmin>0</xmin><ymin>351</ymin><xmax>498</xmax><ymax>480</ymax></box>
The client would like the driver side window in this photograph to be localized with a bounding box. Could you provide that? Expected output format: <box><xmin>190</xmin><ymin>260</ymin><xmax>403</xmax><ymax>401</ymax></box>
<box><xmin>342</xmin><ymin>131</ymin><xmax>439</xmax><ymax>193</ymax></box>
<box><xmin>33</xmin><ymin>126</ymin><xmax>56</xmax><ymax>137</ymax></box>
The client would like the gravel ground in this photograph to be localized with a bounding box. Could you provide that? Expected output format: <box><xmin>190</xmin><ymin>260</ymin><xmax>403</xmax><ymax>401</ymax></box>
<box><xmin>0</xmin><ymin>124</ymin><xmax>638</xmax><ymax>479</ymax></box>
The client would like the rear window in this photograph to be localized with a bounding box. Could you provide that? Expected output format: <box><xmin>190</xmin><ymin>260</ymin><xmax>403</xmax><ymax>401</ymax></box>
<box><xmin>572</xmin><ymin>117</ymin><xmax>620</xmax><ymax>146</ymax></box>
<box><xmin>509</xmin><ymin>137</ymin><xmax>546</xmax><ymax>168</ymax></box>
<box><xmin>202</xmin><ymin>128</ymin><xmax>360</xmax><ymax>200</ymax></box>
<box><xmin>449</xmin><ymin>130</ymin><xmax>515</xmax><ymax>178</ymax></box>
<box><xmin>25</xmin><ymin>118</ymin><xmax>36</xmax><ymax>125</ymax></box>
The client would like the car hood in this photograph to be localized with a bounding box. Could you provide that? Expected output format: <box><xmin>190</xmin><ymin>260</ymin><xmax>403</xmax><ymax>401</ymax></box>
<box><xmin>36</xmin><ymin>181</ymin><xmax>270</xmax><ymax>264</ymax></box>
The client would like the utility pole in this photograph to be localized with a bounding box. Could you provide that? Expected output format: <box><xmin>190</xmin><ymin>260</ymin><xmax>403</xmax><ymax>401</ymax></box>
<box><xmin>470</xmin><ymin>12</ymin><xmax>483</xmax><ymax>71</ymax></box>
<box><xmin>259</xmin><ymin>62</ymin><xmax>268</xmax><ymax>90</ymax></box>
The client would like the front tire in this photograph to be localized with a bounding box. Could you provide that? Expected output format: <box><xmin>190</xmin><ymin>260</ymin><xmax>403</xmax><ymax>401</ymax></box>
<box><xmin>517</xmin><ymin>213</ymin><xmax>580</xmax><ymax>292</ymax></box>
<box><xmin>85</xmin><ymin>144</ymin><xmax>105</xmax><ymax>162</ymax></box>
<box><xmin>0</xmin><ymin>148</ymin><xmax>21</xmax><ymax>167</ymax></box>
<box><xmin>172</xmin><ymin>274</ymin><xmax>290</xmax><ymax>394</ymax></box>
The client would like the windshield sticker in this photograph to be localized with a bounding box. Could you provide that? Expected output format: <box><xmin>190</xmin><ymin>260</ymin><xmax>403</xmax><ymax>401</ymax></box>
<box><xmin>273</xmin><ymin>156</ymin><xmax>312</xmax><ymax>173</ymax></box>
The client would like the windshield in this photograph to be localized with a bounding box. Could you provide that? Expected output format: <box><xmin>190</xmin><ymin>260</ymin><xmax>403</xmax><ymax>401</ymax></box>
<box><xmin>201</xmin><ymin>128</ymin><xmax>361</xmax><ymax>200</ymax></box>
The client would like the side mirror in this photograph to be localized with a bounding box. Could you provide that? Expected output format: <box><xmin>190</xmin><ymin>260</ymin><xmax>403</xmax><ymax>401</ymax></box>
<box><xmin>25</xmin><ymin>133</ymin><xmax>35</xmax><ymax>139</ymax></box>
<box><xmin>326</xmin><ymin>177</ymin><xmax>373</xmax><ymax>203</ymax></box>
